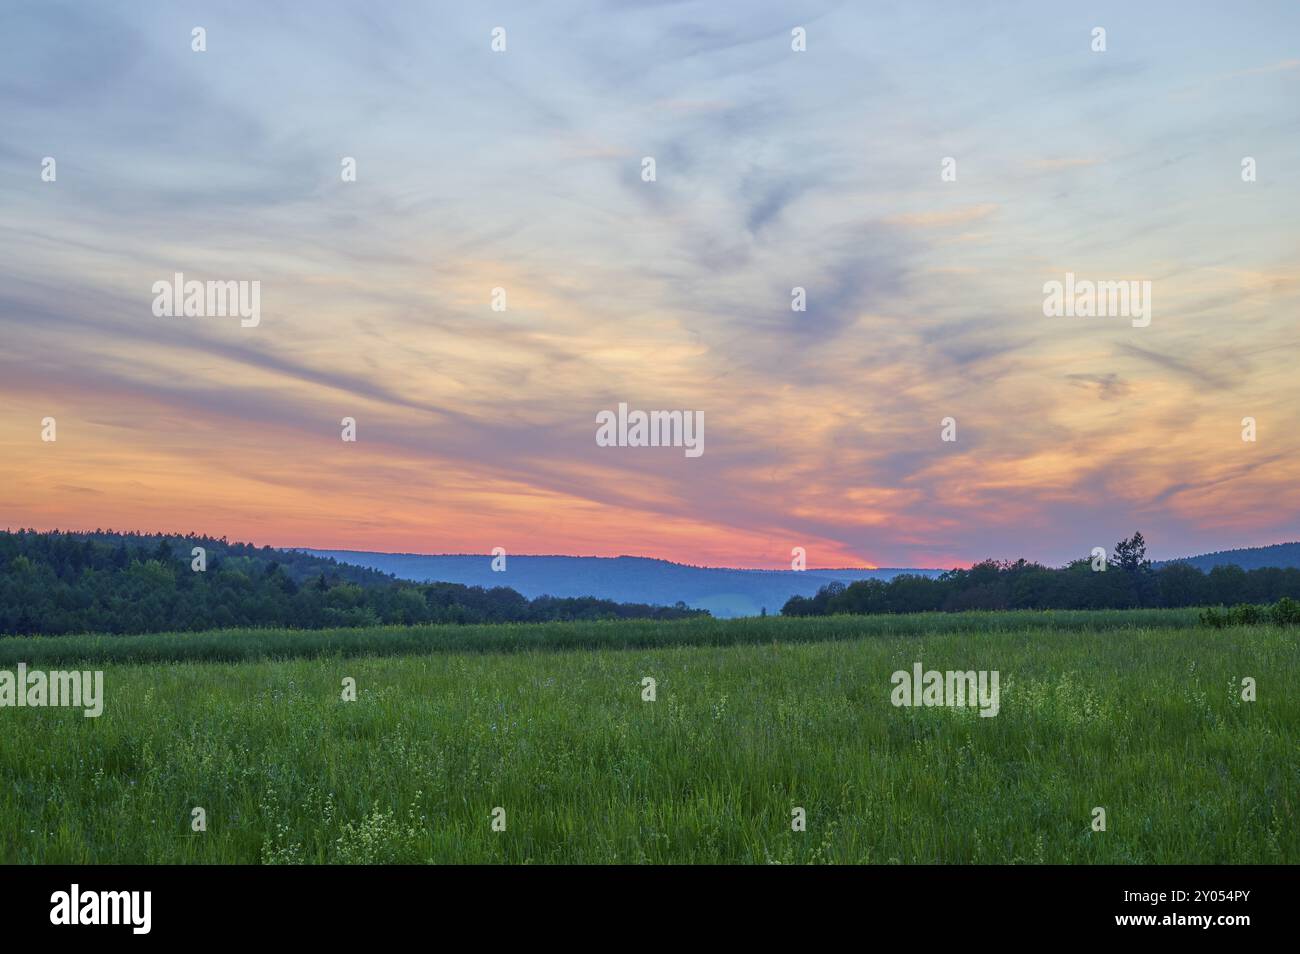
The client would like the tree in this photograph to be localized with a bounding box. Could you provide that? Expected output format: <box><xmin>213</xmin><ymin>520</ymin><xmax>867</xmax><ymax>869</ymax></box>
<box><xmin>1157</xmin><ymin>562</ymin><xmax>1206</xmax><ymax>607</ymax></box>
<box><xmin>1113</xmin><ymin>531</ymin><xmax>1150</xmax><ymax>573</ymax></box>
<box><xmin>1112</xmin><ymin>531</ymin><xmax>1155</xmax><ymax>605</ymax></box>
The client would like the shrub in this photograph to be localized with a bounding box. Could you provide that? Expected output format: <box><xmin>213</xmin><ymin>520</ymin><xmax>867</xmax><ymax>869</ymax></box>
<box><xmin>1271</xmin><ymin>596</ymin><xmax>1300</xmax><ymax>626</ymax></box>
<box><xmin>1201</xmin><ymin>599</ymin><xmax>1300</xmax><ymax>628</ymax></box>
<box><xmin>1227</xmin><ymin>603</ymin><xmax>1267</xmax><ymax>625</ymax></box>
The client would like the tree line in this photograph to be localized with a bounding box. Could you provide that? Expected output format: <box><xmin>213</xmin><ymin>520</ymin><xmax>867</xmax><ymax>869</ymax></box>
<box><xmin>782</xmin><ymin>532</ymin><xmax>1300</xmax><ymax>616</ymax></box>
<box><xmin>0</xmin><ymin>530</ymin><xmax>707</xmax><ymax>636</ymax></box>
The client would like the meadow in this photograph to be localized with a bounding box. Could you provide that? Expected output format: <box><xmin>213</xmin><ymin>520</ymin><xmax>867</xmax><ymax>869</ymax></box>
<box><xmin>0</xmin><ymin>610</ymin><xmax>1294</xmax><ymax>864</ymax></box>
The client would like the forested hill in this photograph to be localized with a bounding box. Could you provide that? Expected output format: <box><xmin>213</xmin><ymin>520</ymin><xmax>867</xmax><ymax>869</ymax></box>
<box><xmin>1156</xmin><ymin>542</ymin><xmax>1300</xmax><ymax>572</ymax></box>
<box><xmin>0</xmin><ymin>530</ymin><xmax>706</xmax><ymax>636</ymax></box>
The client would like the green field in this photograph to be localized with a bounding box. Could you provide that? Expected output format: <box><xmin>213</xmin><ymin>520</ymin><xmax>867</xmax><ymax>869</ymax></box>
<box><xmin>0</xmin><ymin>611</ymin><xmax>1294</xmax><ymax>863</ymax></box>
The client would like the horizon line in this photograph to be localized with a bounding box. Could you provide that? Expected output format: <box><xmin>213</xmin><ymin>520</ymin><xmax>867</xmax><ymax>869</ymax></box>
<box><xmin>7</xmin><ymin>526</ymin><xmax>1298</xmax><ymax>573</ymax></box>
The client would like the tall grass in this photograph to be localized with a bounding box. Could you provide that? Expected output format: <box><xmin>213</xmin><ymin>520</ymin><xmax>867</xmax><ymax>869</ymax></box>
<box><xmin>0</xmin><ymin>614</ymin><xmax>1292</xmax><ymax>863</ymax></box>
<box><xmin>0</xmin><ymin>607</ymin><xmax>1206</xmax><ymax>667</ymax></box>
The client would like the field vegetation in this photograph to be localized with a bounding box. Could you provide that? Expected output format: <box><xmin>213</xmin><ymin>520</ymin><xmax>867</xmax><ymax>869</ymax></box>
<box><xmin>1</xmin><ymin>610</ymin><xmax>1293</xmax><ymax>864</ymax></box>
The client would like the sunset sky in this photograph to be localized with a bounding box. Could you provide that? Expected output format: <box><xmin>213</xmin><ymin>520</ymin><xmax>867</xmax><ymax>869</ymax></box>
<box><xmin>2</xmin><ymin>1</ymin><xmax>1299</xmax><ymax>569</ymax></box>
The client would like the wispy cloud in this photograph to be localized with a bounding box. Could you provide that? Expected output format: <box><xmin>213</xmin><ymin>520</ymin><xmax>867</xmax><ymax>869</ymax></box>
<box><xmin>2</xmin><ymin>0</ymin><xmax>1299</xmax><ymax>567</ymax></box>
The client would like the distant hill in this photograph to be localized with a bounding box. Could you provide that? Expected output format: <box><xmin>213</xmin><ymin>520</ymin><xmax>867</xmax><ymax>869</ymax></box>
<box><xmin>1157</xmin><ymin>542</ymin><xmax>1300</xmax><ymax>572</ymax></box>
<box><xmin>295</xmin><ymin>551</ymin><xmax>943</xmax><ymax>619</ymax></box>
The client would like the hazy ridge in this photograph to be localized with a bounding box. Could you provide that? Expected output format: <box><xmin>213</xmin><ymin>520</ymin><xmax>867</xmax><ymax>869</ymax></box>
<box><xmin>299</xmin><ymin>543</ymin><xmax>1300</xmax><ymax>619</ymax></box>
<box><xmin>297</xmin><ymin>551</ymin><xmax>942</xmax><ymax>619</ymax></box>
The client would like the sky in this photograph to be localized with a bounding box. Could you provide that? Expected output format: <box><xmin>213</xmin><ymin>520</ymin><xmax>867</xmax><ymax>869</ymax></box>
<box><xmin>2</xmin><ymin>0</ymin><xmax>1299</xmax><ymax>569</ymax></box>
